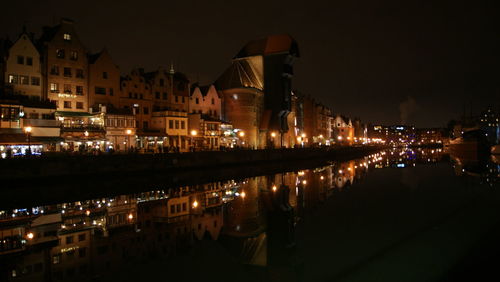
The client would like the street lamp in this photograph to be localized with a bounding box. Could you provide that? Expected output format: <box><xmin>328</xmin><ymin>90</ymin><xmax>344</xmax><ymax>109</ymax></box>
<box><xmin>24</xmin><ymin>126</ymin><xmax>32</xmax><ymax>156</ymax></box>
<box><xmin>190</xmin><ymin>130</ymin><xmax>197</xmax><ymax>151</ymax></box>
<box><xmin>126</xmin><ymin>129</ymin><xmax>132</xmax><ymax>151</ymax></box>
<box><xmin>238</xmin><ymin>131</ymin><xmax>245</xmax><ymax>148</ymax></box>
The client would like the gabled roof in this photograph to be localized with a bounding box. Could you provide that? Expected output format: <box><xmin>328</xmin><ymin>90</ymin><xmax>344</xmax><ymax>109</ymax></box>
<box><xmin>235</xmin><ymin>34</ymin><xmax>300</xmax><ymax>59</ymax></box>
<box><xmin>215</xmin><ymin>59</ymin><xmax>263</xmax><ymax>91</ymax></box>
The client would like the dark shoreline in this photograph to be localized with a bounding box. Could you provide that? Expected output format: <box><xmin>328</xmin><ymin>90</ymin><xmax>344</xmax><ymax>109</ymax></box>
<box><xmin>1</xmin><ymin>146</ymin><xmax>384</xmax><ymax>209</ymax></box>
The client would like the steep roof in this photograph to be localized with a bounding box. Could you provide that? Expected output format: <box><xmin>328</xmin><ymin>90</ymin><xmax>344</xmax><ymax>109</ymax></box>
<box><xmin>215</xmin><ymin>59</ymin><xmax>263</xmax><ymax>91</ymax></box>
<box><xmin>235</xmin><ymin>34</ymin><xmax>300</xmax><ymax>59</ymax></box>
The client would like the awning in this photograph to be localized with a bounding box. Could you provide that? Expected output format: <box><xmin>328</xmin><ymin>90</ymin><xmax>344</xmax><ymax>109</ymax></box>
<box><xmin>55</xmin><ymin>111</ymin><xmax>96</xmax><ymax>117</ymax></box>
<box><xmin>33</xmin><ymin>136</ymin><xmax>65</xmax><ymax>143</ymax></box>
<box><xmin>0</xmin><ymin>134</ymin><xmax>42</xmax><ymax>145</ymax></box>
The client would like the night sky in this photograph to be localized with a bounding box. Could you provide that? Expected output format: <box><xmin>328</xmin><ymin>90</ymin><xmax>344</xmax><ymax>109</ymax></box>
<box><xmin>1</xmin><ymin>0</ymin><xmax>499</xmax><ymax>127</ymax></box>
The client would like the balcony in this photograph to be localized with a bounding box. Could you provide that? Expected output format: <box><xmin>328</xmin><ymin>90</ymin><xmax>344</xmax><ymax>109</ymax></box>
<box><xmin>61</xmin><ymin>124</ymin><xmax>105</xmax><ymax>132</ymax></box>
<box><xmin>23</xmin><ymin>119</ymin><xmax>61</xmax><ymax>127</ymax></box>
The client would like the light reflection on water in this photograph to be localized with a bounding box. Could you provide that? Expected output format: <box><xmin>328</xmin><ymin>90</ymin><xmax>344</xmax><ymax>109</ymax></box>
<box><xmin>0</xmin><ymin>148</ymin><xmax>498</xmax><ymax>282</ymax></box>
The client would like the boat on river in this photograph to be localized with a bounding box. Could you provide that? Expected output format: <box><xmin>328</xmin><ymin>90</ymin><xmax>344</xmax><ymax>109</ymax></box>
<box><xmin>449</xmin><ymin>129</ymin><xmax>490</xmax><ymax>159</ymax></box>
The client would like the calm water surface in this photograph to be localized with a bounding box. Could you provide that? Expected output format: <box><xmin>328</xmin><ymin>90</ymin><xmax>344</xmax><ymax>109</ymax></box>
<box><xmin>1</xmin><ymin>148</ymin><xmax>499</xmax><ymax>282</ymax></box>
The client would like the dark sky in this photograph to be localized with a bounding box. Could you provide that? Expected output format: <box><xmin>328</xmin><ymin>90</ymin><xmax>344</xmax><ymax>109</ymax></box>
<box><xmin>1</xmin><ymin>0</ymin><xmax>499</xmax><ymax>127</ymax></box>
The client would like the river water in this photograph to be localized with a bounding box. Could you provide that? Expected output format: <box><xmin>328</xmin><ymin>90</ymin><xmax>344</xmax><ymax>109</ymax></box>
<box><xmin>1</xmin><ymin>148</ymin><xmax>499</xmax><ymax>282</ymax></box>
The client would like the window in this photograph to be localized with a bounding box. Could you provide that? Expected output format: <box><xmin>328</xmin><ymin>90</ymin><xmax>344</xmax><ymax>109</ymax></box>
<box><xmin>50</xmin><ymin>65</ymin><xmax>59</xmax><ymax>75</ymax></box>
<box><xmin>8</xmin><ymin>74</ymin><xmax>18</xmax><ymax>84</ymax></box>
<box><xmin>143</xmin><ymin>107</ymin><xmax>149</xmax><ymax>114</ymax></box>
<box><xmin>182</xmin><ymin>97</ymin><xmax>185</xmax><ymax>103</ymax></box>
<box><xmin>50</xmin><ymin>83</ymin><xmax>59</xmax><ymax>92</ymax></box>
<box><xmin>76</xmin><ymin>69</ymin><xmax>84</xmax><ymax>78</ymax></box>
<box><xmin>26</xmin><ymin>57</ymin><xmax>33</xmax><ymax>66</ymax></box>
<box><xmin>64</xmin><ymin>67</ymin><xmax>72</xmax><ymax>77</ymax></box>
<box><xmin>70</xmin><ymin>51</ymin><xmax>78</xmax><ymax>61</ymax></box>
<box><xmin>63</xmin><ymin>33</ymin><xmax>71</xmax><ymax>41</ymax></box>
<box><xmin>134</xmin><ymin>93</ymin><xmax>138</xmax><ymax>99</ymax></box>
<box><xmin>76</xmin><ymin>102</ymin><xmax>83</xmax><ymax>109</ymax></box>
<box><xmin>155</xmin><ymin>92</ymin><xmax>160</xmax><ymax>99</ymax></box>
<box><xmin>103</xmin><ymin>72</ymin><xmax>108</xmax><ymax>79</ymax></box>
<box><xmin>53</xmin><ymin>254</ymin><xmax>61</xmax><ymax>264</ymax></box>
<box><xmin>31</xmin><ymin>76</ymin><xmax>40</xmax><ymax>86</ymax></box>
<box><xmin>211</xmin><ymin>98</ymin><xmax>215</xmax><ymax>105</ymax></box>
<box><xmin>169</xmin><ymin>120</ymin><xmax>174</xmax><ymax>129</ymax></box>
<box><xmin>175</xmin><ymin>120</ymin><xmax>179</xmax><ymax>129</ymax></box>
<box><xmin>20</xmin><ymin>76</ymin><xmax>29</xmax><ymax>85</ymax></box>
<box><xmin>64</xmin><ymin>84</ymin><xmax>72</xmax><ymax>93</ymax></box>
<box><xmin>66</xmin><ymin>236</ymin><xmax>74</xmax><ymax>244</ymax></box>
<box><xmin>195</xmin><ymin>98</ymin><xmax>199</xmax><ymax>104</ymax></box>
<box><xmin>176</xmin><ymin>204</ymin><xmax>181</xmax><ymax>213</ymax></box>
<box><xmin>182</xmin><ymin>203</ymin><xmax>186</xmax><ymax>211</ymax></box>
<box><xmin>76</xmin><ymin>86</ymin><xmax>83</xmax><ymax>95</ymax></box>
<box><xmin>143</xmin><ymin>121</ymin><xmax>148</xmax><ymax>129</ymax></box>
<box><xmin>28</xmin><ymin>113</ymin><xmax>40</xmax><ymax>119</ymax></box>
<box><xmin>175</xmin><ymin>96</ymin><xmax>178</xmax><ymax>103</ymax></box>
<box><xmin>109</xmin><ymin>88</ymin><xmax>114</xmax><ymax>96</ymax></box>
<box><xmin>64</xmin><ymin>101</ymin><xmax>71</xmax><ymax>109</ymax></box>
<box><xmin>159</xmin><ymin>79</ymin><xmax>164</xmax><ymax>86</ymax></box>
<box><xmin>181</xmin><ymin>121</ymin><xmax>185</xmax><ymax>129</ymax></box>
<box><xmin>140</xmin><ymin>94</ymin><xmax>143</xmax><ymax>99</ymax></box>
<box><xmin>95</xmin><ymin>87</ymin><xmax>106</xmax><ymax>95</ymax></box>
<box><xmin>162</xmin><ymin>92</ymin><xmax>167</xmax><ymax>100</ymax></box>
<box><xmin>170</xmin><ymin>205</ymin><xmax>175</xmax><ymax>214</ymax></box>
<box><xmin>56</xmin><ymin>49</ymin><xmax>65</xmax><ymax>59</ymax></box>
<box><xmin>79</xmin><ymin>247</ymin><xmax>86</xmax><ymax>258</ymax></box>
<box><xmin>17</xmin><ymin>55</ymin><xmax>24</xmax><ymax>64</ymax></box>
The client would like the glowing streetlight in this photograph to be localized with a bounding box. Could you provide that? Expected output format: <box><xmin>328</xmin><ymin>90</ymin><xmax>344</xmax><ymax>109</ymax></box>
<box><xmin>26</xmin><ymin>232</ymin><xmax>34</xmax><ymax>240</ymax></box>
<box><xmin>238</xmin><ymin>131</ymin><xmax>245</xmax><ymax>137</ymax></box>
<box><xmin>240</xmin><ymin>191</ymin><xmax>246</xmax><ymax>199</ymax></box>
<box><xmin>271</xmin><ymin>132</ymin><xmax>276</xmax><ymax>138</ymax></box>
<box><xmin>192</xmin><ymin>200</ymin><xmax>199</xmax><ymax>208</ymax></box>
<box><xmin>128</xmin><ymin>213</ymin><xmax>134</xmax><ymax>220</ymax></box>
<box><xmin>84</xmin><ymin>131</ymin><xmax>89</xmax><ymax>137</ymax></box>
<box><xmin>272</xmin><ymin>185</ymin><xmax>277</xmax><ymax>192</ymax></box>
<box><xmin>190</xmin><ymin>130</ymin><xmax>197</xmax><ymax>151</ymax></box>
<box><xmin>24</xmin><ymin>126</ymin><xmax>32</xmax><ymax>155</ymax></box>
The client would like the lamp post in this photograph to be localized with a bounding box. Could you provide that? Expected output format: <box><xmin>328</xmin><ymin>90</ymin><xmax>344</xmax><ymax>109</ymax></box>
<box><xmin>270</xmin><ymin>132</ymin><xmax>276</xmax><ymax>148</ymax></box>
<box><xmin>238</xmin><ymin>131</ymin><xmax>245</xmax><ymax>148</ymax></box>
<box><xmin>126</xmin><ymin>129</ymin><xmax>132</xmax><ymax>151</ymax></box>
<box><xmin>24</xmin><ymin>126</ymin><xmax>32</xmax><ymax>156</ymax></box>
<box><xmin>190</xmin><ymin>130</ymin><xmax>197</xmax><ymax>152</ymax></box>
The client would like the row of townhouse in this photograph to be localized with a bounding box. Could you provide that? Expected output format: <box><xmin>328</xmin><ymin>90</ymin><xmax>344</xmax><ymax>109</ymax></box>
<box><xmin>0</xmin><ymin>19</ymin><xmax>374</xmax><ymax>156</ymax></box>
<box><xmin>0</xmin><ymin>19</ymin><xmax>227</xmax><ymax>155</ymax></box>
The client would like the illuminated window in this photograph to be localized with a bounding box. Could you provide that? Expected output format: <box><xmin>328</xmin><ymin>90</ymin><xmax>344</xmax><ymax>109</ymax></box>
<box><xmin>50</xmin><ymin>83</ymin><xmax>59</xmax><ymax>92</ymax></box>
<box><xmin>63</xmin><ymin>33</ymin><xmax>71</xmax><ymax>41</ymax></box>
<box><xmin>8</xmin><ymin>74</ymin><xmax>18</xmax><ymax>84</ymax></box>
<box><xmin>20</xmin><ymin>75</ymin><xmax>29</xmax><ymax>85</ymax></box>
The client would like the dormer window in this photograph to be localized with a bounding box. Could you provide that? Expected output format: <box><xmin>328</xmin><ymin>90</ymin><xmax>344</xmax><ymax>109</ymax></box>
<box><xmin>63</xmin><ymin>33</ymin><xmax>71</xmax><ymax>41</ymax></box>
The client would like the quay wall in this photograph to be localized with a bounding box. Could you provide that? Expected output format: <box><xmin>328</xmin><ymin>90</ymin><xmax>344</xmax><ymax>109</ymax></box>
<box><xmin>0</xmin><ymin>146</ymin><xmax>383</xmax><ymax>181</ymax></box>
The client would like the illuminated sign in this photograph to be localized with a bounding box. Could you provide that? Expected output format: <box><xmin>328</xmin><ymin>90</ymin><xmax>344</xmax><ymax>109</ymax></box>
<box><xmin>58</xmin><ymin>93</ymin><xmax>77</xmax><ymax>98</ymax></box>
<box><xmin>60</xmin><ymin>246</ymin><xmax>79</xmax><ymax>253</ymax></box>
